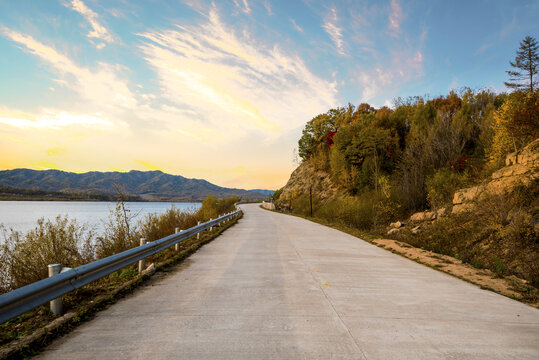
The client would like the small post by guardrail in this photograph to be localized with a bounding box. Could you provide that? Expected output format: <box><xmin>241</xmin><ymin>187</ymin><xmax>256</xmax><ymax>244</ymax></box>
<box><xmin>175</xmin><ymin>228</ymin><xmax>181</xmax><ymax>251</ymax></box>
<box><xmin>48</xmin><ymin>264</ymin><xmax>62</xmax><ymax>315</ymax></box>
<box><xmin>210</xmin><ymin>219</ymin><xmax>213</xmax><ymax>232</ymax></box>
<box><xmin>138</xmin><ymin>238</ymin><xmax>147</xmax><ymax>274</ymax></box>
<box><xmin>197</xmin><ymin>221</ymin><xmax>201</xmax><ymax>239</ymax></box>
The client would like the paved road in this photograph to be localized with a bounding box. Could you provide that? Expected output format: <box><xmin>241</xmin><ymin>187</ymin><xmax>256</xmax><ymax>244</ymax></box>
<box><xmin>38</xmin><ymin>204</ymin><xmax>539</xmax><ymax>359</ymax></box>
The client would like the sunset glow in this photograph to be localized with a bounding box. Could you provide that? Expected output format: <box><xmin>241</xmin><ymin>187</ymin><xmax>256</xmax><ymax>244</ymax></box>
<box><xmin>0</xmin><ymin>1</ymin><xmax>537</xmax><ymax>189</ymax></box>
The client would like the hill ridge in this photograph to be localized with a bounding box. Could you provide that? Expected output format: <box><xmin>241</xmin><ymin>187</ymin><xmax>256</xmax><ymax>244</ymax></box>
<box><xmin>0</xmin><ymin>168</ymin><xmax>271</xmax><ymax>201</ymax></box>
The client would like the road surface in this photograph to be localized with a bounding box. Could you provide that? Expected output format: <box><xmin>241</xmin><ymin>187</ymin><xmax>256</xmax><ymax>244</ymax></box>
<box><xmin>37</xmin><ymin>203</ymin><xmax>539</xmax><ymax>359</ymax></box>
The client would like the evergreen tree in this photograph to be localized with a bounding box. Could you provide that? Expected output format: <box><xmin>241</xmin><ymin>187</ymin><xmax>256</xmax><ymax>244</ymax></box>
<box><xmin>505</xmin><ymin>36</ymin><xmax>539</xmax><ymax>92</ymax></box>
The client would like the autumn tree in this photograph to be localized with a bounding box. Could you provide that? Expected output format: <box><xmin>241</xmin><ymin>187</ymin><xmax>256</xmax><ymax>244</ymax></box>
<box><xmin>505</xmin><ymin>36</ymin><xmax>539</xmax><ymax>92</ymax></box>
<box><xmin>488</xmin><ymin>91</ymin><xmax>539</xmax><ymax>162</ymax></box>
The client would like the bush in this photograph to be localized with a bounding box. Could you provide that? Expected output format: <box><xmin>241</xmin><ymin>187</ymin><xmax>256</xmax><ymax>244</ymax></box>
<box><xmin>271</xmin><ymin>188</ymin><xmax>283</xmax><ymax>201</ymax></box>
<box><xmin>0</xmin><ymin>217</ymin><xmax>94</xmax><ymax>293</ymax></box>
<box><xmin>94</xmin><ymin>201</ymin><xmax>138</xmax><ymax>259</ymax></box>
<box><xmin>373</xmin><ymin>198</ymin><xmax>401</xmax><ymax>226</ymax></box>
<box><xmin>310</xmin><ymin>195</ymin><xmax>376</xmax><ymax>230</ymax></box>
<box><xmin>138</xmin><ymin>206</ymin><xmax>198</xmax><ymax>242</ymax></box>
<box><xmin>197</xmin><ymin>196</ymin><xmax>239</xmax><ymax>221</ymax></box>
<box><xmin>425</xmin><ymin>168</ymin><xmax>468</xmax><ymax>208</ymax></box>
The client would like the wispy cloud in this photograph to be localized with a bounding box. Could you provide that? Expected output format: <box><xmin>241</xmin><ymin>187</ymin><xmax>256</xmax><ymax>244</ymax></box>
<box><xmin>323</xmin><ymin>7</ymin><xmax>345</xmax><ymax>56</ymax></box>
<box><xmin>263</xmin><ymin>1</ymin><xmax>272</xmax><ymax>16</ymax></box>
<box><xmin>0</xmin><ymin>107</ymin><xmax>115</xmax><ymax>130</ymax></box>
<box><xmin>475</xmin><ymin>44</ymin><xmax>489</xmax><ymax>55</ymax></box>
<box><xmin>356</xmin><ymin>48</ymin><xmax>423</xmax><ymax>103</ymax></box>
<box><xmin>64</xmin><ymin>0</ymin><xmax>114</xmax><ymax>48</ymax></box>
<box><xmin>232</xmin><ymin>0</ymin><xmax>251</xmax><ymax>14</ymax></box>
<box><xmin>0</xmin><ymin>26</ymin><xmax>135</xmax><ymax>111</ymax></box>
<box><xmin>290</xmin><ymin>19</ymin><xmax>304</xmax><ymax>33</ymax></box>
<box><xmin>138</xmin><ymin>7</ymin><xmax>336</xmax><ymax>138</ymax></box>
<box><xmin>388</xmin><ymin>0</ymin><xmax>402</xmax><ymax>36</ymax></box>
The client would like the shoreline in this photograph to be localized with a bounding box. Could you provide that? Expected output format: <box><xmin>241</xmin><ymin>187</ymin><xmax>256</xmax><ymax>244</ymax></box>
<box><xmin>0</xmin><ymin>197</ymin><xmax>204</xmax><ymax>203</ymax></box>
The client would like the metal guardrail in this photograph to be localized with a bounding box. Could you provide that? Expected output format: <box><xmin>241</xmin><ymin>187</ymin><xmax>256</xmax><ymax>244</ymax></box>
<box><xmin>0</xmin><ymin>209</ymin><xmax>242</xmax><ymax>324</ymax></box>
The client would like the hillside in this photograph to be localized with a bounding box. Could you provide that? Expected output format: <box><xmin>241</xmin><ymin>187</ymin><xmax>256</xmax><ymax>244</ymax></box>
<box><xmin>276</xmin><ymin>161</ymin><xmax>340</xmax><ymax>209</ymax></box>
<box><xmin>271</xmin><ymin>88</ymin><xmax>538</xmax><ymax>296</ymax></box>
<box><xmin>0</xmin><ymin>169</ymin><xmax>270</xmax><ymax>201</ymax></box>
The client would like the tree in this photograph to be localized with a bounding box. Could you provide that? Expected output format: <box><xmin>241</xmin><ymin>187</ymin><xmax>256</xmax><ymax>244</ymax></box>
<box><xmin>487</xmin><ymin>91</ymin><xmax>539</xmax><ymax>162</ymax></box>
<box><xmin>505</xmin><ymin>36</ymin><xmax>539</xmax><ymax>92</ymax></box>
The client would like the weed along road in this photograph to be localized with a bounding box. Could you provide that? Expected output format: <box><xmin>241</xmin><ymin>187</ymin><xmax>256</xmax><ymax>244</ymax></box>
<box><xmin>36</xmin><ymin>204</ymin><xmax>539</xmax><ymax>359</ymax></box>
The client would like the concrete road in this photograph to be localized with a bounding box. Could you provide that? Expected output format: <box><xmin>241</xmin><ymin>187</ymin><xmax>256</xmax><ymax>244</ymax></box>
<box><xmin>37</xmin><ymin>204</ymin><xmax>539</xmax><ymax>359</ymax></box>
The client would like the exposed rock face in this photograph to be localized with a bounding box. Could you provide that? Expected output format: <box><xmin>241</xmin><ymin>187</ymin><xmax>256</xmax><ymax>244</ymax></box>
<box><xmin>453</xmin><ymin>185</ymin><xmax>485</xmax><ymax>205</ymax></box>
<box><xmin>261</xmin><ymin>201</ymin><xmax>275</xmax><ymax>210</ymax></box>
<box><xmin>387</xmin><ymin>228</ymin><xmax>402</xmax><ymax>235</ymax></box>
<box><xmin>452</xmin><ymin>203</ymin><xmax>476</xmax><ymax>214</ymax></box>
<box><xmin>419</xmin><ymin>138</ymin><xmax>538</xmax><ymax>218</ymax></box>
<box><xmin>276</xmin><ymin>162</ymin><xmax>340</xmax><ymax>208</ymax></box>
<box><xmin>410</xmin><ymin>211</ymin><xmax>437</xmax><ymax>222</ymax></box>
<box><xmin>436</xmin><ymin>207</ymin><xmax>449</xmax><ymax>217</ymax></box>
<box><xmin>452</xmin><ymin>138</ymin><xmax>538</xmax><ymax>208</ymax></box>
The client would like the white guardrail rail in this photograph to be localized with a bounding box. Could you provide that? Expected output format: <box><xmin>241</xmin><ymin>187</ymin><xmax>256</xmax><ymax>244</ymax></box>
<box><xmin>0</xmin><ymin>209</ymin><xmax>242</xmax><ymax>324</ymax></box>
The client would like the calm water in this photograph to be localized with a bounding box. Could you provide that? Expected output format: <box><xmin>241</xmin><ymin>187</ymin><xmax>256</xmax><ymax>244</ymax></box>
<box><xmin>0</xmin><ymin>201</ymin><xmax>201</xmax><ymax>238</ymax></box>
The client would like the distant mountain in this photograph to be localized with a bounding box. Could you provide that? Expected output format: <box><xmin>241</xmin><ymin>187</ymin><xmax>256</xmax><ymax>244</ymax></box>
<box><xmin>0</xmin><ymin>169</ymin><xmax>270</xmax><ymax>201</ymax></box>
<box><xmin>249</xmin><ymin>189</ymin><xmax>275</xmax><ymax>196</ymax></box>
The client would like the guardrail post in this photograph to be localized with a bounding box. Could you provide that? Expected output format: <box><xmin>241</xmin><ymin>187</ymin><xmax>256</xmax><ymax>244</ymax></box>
<box><xmin>138</xmin><ymin>238</ymin><xmax>147</xmax><ymax>274</ymax></box>
<box><xmin>197</xmin><ymin>221</ymin><xmax>201</xmax><ymax>239</ymax></box>
<box><xmin>48</xmin><ymin>264</ymin><xmax>62</xmax><ymax>316</ymax></box>
<box><xmin>210</xmin><ymin>219</ymin><xmax>213</xmax><ymax>232</ymax></box>
<box><xmin>175</xmin><ymin>228</ymin><xmax>181</xmax><ymax>251</ymax></box>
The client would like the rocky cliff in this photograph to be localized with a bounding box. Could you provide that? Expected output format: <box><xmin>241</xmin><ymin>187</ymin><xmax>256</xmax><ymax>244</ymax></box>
<box><xmin>276</xmin><ymin>162</ymin><xmax>340</xmax><ymax>208</ymax></box>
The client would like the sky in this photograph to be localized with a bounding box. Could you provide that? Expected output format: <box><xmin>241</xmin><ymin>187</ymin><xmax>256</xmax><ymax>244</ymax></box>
<box><xmin>0</xmin><ymin>1</ymin><xmax>537</xmax><ymax>190</ymax></box>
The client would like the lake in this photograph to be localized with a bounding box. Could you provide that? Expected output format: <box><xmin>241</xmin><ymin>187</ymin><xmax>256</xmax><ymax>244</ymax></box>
<box><xmin>0</xmin><ymin>201</ymin><xmax>201</xmax><ymax>239</ymax></box>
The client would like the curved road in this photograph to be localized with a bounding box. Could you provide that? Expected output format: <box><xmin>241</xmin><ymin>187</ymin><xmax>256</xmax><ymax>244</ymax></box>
<box><xmin>38</xmin><ymin>204</ymin><xmax>539</xmax><ymax>359</ymax></box>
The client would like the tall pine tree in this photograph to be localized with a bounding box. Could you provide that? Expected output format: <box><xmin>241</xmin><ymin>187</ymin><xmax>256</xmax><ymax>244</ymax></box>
<box><xmin>505</xmin><ymin>36</ymin><xmax>539</xmax><ymax>92</ymax></box>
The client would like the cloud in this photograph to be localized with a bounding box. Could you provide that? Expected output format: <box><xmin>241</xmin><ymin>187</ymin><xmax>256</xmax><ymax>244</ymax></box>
<box><xmin>388</xmin><ymin>0</ymin><xmax>402</xmax><ymax>36</ymax></box>
<box><xmin>0</xmin><ymin>109</ymin><xmax>115</xmax><ymax>130</ymax></box>
<box><xmin>65</xmin><ymin>0</ymin><xmax>113</xmax><ymax>48</ymax></box>
<box><xmin>357</xmin><ymin>67</ymin><xmax>395</xmax><ymax>102</ymax></box>
<box><xmin>0</xmin><ymin>5</ymin><xmax>338</xmax><ymax>189</ymax></box>
<box><xmin>137</xmin><ymin>7</ymin><xmax>337</xmax><ymax>138</ymax></box>
<box><xmin>322</xmin><ymin>7</ymin><xmax>345</xmax><ymax>56</ymax></box>
<box><xmin>291</xmin><ymin>19</ymin><xmax>304</xmax><ymax>33</ymax></box>
<box><xmin>1</xmin><ymin>26</ymin><xmax>135</xmax><ymax>111</ymax></box>
<box><xmin>475</xmin><ymin>44</ymin><xmax>489</xmax><ymax>55</ymax></box>
<box><xmin>0</xmin><ymin>105</ymin><xmax>120</xmax><ymax>132</ymax></box>
<box><xmin>356</xmin><ymin>48</ymin><xmax>423</xmax><ymax>103</ymax></box>
<box><xmin>232</xmin><ymin>0</ymin><xmax>251</xmax><ymax>14</ymax></box>
<box><xmin>263</xmin><ymin>1</ymin><xmax>272</xmax><ymax>16</ymax></box>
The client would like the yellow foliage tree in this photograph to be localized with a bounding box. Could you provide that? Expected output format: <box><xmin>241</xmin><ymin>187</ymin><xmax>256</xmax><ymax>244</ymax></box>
<box><xmin>488</xmin><ymin>91</ymin><xmax>539</xmax><ymax>164</ymax></box>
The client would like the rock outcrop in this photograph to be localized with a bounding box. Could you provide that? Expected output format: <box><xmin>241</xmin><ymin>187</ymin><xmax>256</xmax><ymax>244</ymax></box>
<box><xmin>261</xmin><ymin>201</ymin><xmax>275</xmax><ymax>210</ymax></box>
<box><xmin>276</xmin><ymin>162</ymin><xmax>340</xmax><ymax>208</ymax></box>
<box><xmin>451</xmin><ymin>138</ymin><xmax>538</xmax><ymax>214</ymax></box>
<box><xmin>390</xmin><ymin>138</ymin><xmax>538</xmax><ymax>233</ymax></box>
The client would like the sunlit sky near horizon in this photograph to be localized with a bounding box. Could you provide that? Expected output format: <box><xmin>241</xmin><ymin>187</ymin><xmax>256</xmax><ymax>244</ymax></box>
<box><xmin>0</xmin><ymin>0</ymin><xmax>537</xmax><ymax>190</ymax></box>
